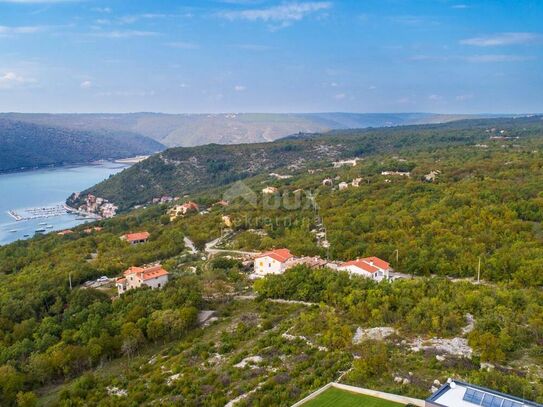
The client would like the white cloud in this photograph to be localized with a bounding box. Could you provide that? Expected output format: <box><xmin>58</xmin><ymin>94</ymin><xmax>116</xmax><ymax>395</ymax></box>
<box><xmin>456</xmin><ymin>93</ymin><xmax>474</xmax><ymax>101</ymax></box>
<box><xmin>466</xmin><ymin>54</ymin><xmax>532</xmax><ymax>63</ymax></box>
<box><xmin>428</xmin><ymin>94</ymin><xmax>443</xmax><ymax>101</ymax></box>
<box><xmin>334</xmin><ymin>93</ymin><xmax>346</xmax><ymax>100</ymax></box>
<box><xmin>0</xmin><ymin>0</ymin><xmax>76</xmax><ymax>3</ymax></box>
<box><xmin>232</xmin><ymin>43</ymin><xmax>271</xmax><ymax>51</ymax></box>
<box><xmin>80</xmin><ymin>80</ymin><xmax>92</xmax><ymax>89</ymax></box>
<box><xmin>96</xmin><ymin>90</ymin><xmax>156</xmax><ymax>97</ymax></box>
<box><xmin>452</xmin><ymin>4</ymin><xmax>469</xmax><ymax>9</ymax></box>
<box><xmin>92</xmin><ymin>7</ymin><xmax>111</xmax><ymax>13</ymax></box>
<box><xmin>0</xmin><ymin>71</ymin><xmax>35</xmax><ymax>88</ymax></box>
<box><xmin>166</xmin><ymin>41</ymin><xmax>199</xmax><ymax>49</ymax></box>
<box><xmin>219</xmin><ymin>2</ymin><xmax>332</xmax><ymax>28</ymax></box>
<box><xmin>0</xmin><ymin>25</ymin><xmax>44</xmax><ymax>35</ymax></box>
<box><xmin>90</xmin><ymin>30</ymin><xmax>159</xmax><ymax>39</ymax></box>
<box><xmin>461</xmin><ymin>32</ymin><xmax>541</xmax><ymax>47</ymax></box>
<box><xmin>234</xmin><ymin>85</ymin><xmax>246</xmax><ymax>91</ymax></box>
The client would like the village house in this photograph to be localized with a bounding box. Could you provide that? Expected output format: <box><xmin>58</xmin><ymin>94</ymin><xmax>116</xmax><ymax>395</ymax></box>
<box><xmin>322</xmin><ymin>178</ymin><xmax>333</xmax><ymax>186</ymax></box>
<box><xmin>254</xmin><ymin>248</ymin><xmax>293</xmax><ymax>276</ymax></box>
<box><xmin>352</xmin><ymin>178</ymin><xmax>363</xmax><ymax>187</ymax></box>
<box><xmin>381</xmin><ymin>171</ymin><xmax>411</xmax><ymax>177</ymax></box>
<box><xmin>338</xmin><ymin>182</ymin><xmax>349</xmax><ymax>190</ymax></box>
<box><xmin>168</xmin><ymin>201</ymin><xmax>199</xmax><ymax>221</ymax></box>
<box><xmin>120</xmin><ymin>231</ymin><xmax>150</xmax><ymax>245</ymax></box>
<box><xmin>262</xmin><ymin>186</ymin><xmax>279</xmax><ymax>194</ymax></box>
<box><xmin>333</xmin><ymin>158</ymin><xmax>360</xmax><ymax>168</ymax></box>
<box><xmin>116</xmin><ymin>264</ymin><xmax>169</xmax><ymax>295</ymax></box>
<box><xmin>222</xmin><ymin>215</ymin><xmax>233</xmax><ymax>228</ymax></box>
<box><xmin>337</xmin><ymin>256</ymin><xmax>391</xmax><ymax>281</ymax></box>
<box><xmin>57</xmin><ymin>229</ymin><xmax>74</xmax><ymax>236</ymax></box>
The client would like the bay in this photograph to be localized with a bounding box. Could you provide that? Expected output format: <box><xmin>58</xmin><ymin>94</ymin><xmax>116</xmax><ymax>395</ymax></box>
<box><xmin>0</xmin><ymin>162</ymin><xmax>128</xmax><ymax>245</ymax></box>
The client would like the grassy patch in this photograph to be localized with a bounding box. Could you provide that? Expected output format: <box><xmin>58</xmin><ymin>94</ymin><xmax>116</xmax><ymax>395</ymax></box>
<box><xmin>303</xmin><ymin>387</ymin><xmax>405</xmax><ymax>407</ymax></box>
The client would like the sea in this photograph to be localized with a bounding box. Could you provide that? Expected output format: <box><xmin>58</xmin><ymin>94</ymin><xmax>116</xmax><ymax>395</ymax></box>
<box><xmin>0</xmin><ymin>162</ymin><xmax>129</xmax><ymax>246</ymax></box>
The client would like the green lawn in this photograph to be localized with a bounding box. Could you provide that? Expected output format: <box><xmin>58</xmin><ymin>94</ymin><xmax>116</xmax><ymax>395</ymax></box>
<box><xmin>302</xmin><ymin>387</ymin><xmax>405</xmax><ymax>407</ymax></box>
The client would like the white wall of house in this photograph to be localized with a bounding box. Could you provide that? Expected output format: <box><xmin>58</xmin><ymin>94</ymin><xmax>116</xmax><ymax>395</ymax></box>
<box><xmin>254</xmin><ymin>255</ymin><xmax>286</xmax><ymax>275</ymax></box>
<box><xmin>338</xmin><ymin>265</ymin><xmax>374</xmax><ymax>278</ymax></box>
<box><xmin>142</xmin><ymin>275</ymin><xmax>169</xmax><ymax>289</ymax></box>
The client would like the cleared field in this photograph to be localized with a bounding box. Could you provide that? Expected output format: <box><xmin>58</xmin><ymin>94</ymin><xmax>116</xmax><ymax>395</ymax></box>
<box><xmin>302</xmin><ymin>387</ymin><xmax>405</xmax><ymax>407</ymax></box>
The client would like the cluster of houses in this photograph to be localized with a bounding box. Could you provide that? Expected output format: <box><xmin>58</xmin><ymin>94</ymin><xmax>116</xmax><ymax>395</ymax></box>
<box><xmin>322</xmin><ymin>177</ymin><xmax>364</xmax><ymax>190</ymax></box>
<box><xmin>252</xmin><ymin>248</ymin><xmax>393</xmax><ymax>282</ymax></box>
<box><xmin>77</xmin><ymin>193</ymin><xmax>118</xmax><ymax>218</ymax></box>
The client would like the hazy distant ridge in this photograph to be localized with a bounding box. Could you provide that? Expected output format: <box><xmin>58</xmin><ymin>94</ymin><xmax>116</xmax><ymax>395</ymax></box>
<box><xmin>0</xmin><ymin>112</ymin><xmax>493</xmax><ymax>148</ymax></box>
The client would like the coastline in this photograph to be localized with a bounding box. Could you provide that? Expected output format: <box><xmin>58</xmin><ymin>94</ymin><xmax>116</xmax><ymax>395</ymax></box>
<box><xmin>0</xmin><ymin>156</ymin><xmax>137</xmax><ymax>175</ymax></box>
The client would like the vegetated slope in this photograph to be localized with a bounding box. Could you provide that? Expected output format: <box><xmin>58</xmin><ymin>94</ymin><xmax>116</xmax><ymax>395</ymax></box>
<box><xmin>0</xmin><ymin>119</ymin><xmax>164</xmax><ymax>172</ymax></box>
<box><xmin>1</xmin><ymin>116</ymin><xmax>543</xmax><ymax>406</ymax></box>
<box><xmin>76</xmin><ymin>115</ymin><xmax>543</xmax><ymax>211</ymax></box>
<box><xmin>0</xmin><ymin>112</ymin><xmax>494</xmax><ymax>148</ymax></box>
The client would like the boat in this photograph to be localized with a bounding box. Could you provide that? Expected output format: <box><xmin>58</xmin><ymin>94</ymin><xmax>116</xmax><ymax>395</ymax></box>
<box><xmin>9</xmin><ymin>229</ymin><xmax>17</xmax><ymax>233</ymax></box>
<box><xmin>38</xmin><ymin>222</ymin><xmax>47</xmax><ymax>225</ymax></box>
<box><xmin>46</xmin><ymin>225</ymin><xmax>54</xmax><ymax>229</ymax></box>
<box><xmin>35</xmin><ymin>228</ymin><xmax>46</xmax><ymax>233</ymax></box>
<box><xmin>24</xmin><ymin>234</ymin><xmax>30</xmax><ymax>237</ymax></box>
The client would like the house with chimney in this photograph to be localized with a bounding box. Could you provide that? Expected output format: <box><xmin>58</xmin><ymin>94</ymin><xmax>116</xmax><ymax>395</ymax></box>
<box><xmin>337</xmin><ymin>256</ymin><xmax>391</xmax><ymax>281</ymax></box>
<box><xmin>120</xmin><ymin>231</ymin><xmax>150</xmax><ymax>245</ymax></box>
<box><xmin>116</xmin><ymin>264</ymin><xmax>169</xmax><ymax>295</ymax></box>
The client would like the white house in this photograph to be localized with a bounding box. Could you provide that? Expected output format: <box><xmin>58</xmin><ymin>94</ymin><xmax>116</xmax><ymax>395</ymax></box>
<box><xmin>116</xmin><ymin>265</ymin><xmax>169</xmax><ymax>295</ymax></box>
<box><xmin>338</xmin><ymin>256</ymin><xmax>391</xmax><ymax>281</ymax></box>
<box><xmin>254</xmin><ymin>248</ymin><xmax>293</xmax><ymax>276</ymax></box>
<box><xmin>262</xmin><ymin>186</ymin><xmax>279</xmax><ymax>194</ymax></box>
<box><xmin>338</xmin><ymin>182</ymin><xmax>349</xmax><ymax>190</ymax></box>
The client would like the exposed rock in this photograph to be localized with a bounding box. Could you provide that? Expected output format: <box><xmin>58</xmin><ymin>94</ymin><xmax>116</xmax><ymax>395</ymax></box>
<box><xmin>167</xmin><ymin>373</ymin><xmax>181</xmax><ymax>386</ymax></box>
<box><xmin>234</xmin><ymin>355</ymin><xmax>263</xmax><ymax>369</ymax></box>
<box><xmin>409</xmin><ymin>337</ymin><xmax>473</xmax><ymax>358</ymax></box>
<box><xmin>462</xmin><ymin>313</ymin><xmax>475</xmax><ymax>335</ymax></box>
<box><xmin>106</xmin><ymin>387</ymin><xmax>127</xmax><ymax>397</ymax></box>
<box><xmin>353</xmin><ymin>327</ymin><xmax>397</xmax><ymax>344</ymax></box>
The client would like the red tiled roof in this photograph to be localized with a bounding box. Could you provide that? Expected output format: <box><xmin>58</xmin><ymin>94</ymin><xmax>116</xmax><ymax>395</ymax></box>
<box><xmin>122</xmin><ymin>231</ymin><xmax>150</xmax><ymax>242</ymax></box>
<box><xmin>57</xmin><ymin>230</ymin><xmax>74</xmax><ymax>235</ymax></box>
<box><xmin>361</xmin><ymin>256</ymin><xmax>390</xmax><ymax>270</ymax></box>
<box><xmin>123</xmin><ymin>265</ymin><xmax>169</xmax><ymax>281</ymax></box>
<box><xmin>341</xmin><ymin>259</ymin><xmax>380</xmax><ymax>273</ymax></box>
<box><xmin>116</xmin><ymin>277</ymin><xmax>126</xmax><ymax>284</ymax></box>
<box><xmin>258</xmin><ymin>248</ymin><xmax>293</xmax><ymax>263</ymax></box>
<box><xmin>182</xmin><ymin>201</ymin><xmax>199</xmax><ymax>210</ymax></box>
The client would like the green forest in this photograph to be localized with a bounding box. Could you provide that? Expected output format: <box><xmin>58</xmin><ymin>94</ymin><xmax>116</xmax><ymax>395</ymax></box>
<box><xmin>1</xmin><ymin>116</ymin><xmax>543</xmax><ymax>406</ymax></box>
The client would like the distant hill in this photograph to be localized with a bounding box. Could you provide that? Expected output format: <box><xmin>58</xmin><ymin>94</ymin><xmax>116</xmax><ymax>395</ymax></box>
<box><xmin>74</xmin><ymin>115</ymin><xmax>542</xmax><ymax>211</ymax></box>
<box><xmin>0</xmin><ymin>112</ymin><xmax>498</xmax><ymax>148</ymax></box>
<box><xmin>0</xmin><ymin>119</ymin><xmax>164</xmax><ymax>172</ymax></box>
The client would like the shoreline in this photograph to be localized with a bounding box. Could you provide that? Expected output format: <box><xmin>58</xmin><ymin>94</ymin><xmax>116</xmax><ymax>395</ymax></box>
<box><xmin>0</xmin><ymin>158</ymin><xmax>134</xmax><ymax>176</ymax></box>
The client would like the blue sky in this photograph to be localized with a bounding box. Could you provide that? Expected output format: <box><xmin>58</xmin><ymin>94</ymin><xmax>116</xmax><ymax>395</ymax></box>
<box><xmin>0</xmin><ymin>0</ymin><xmax>542</xmax><ymax>114</ymax></box>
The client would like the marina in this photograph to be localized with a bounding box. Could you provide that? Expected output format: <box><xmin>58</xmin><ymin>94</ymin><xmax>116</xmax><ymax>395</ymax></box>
<box><xmin>0</xmin><ymin>161</ymin><xmax>129</xmax><ymax>245</ymax></box>
<box><xmin>8</xmin><ymin>204</ymin><xmax>68</xmax><ymax>221</ymax></box>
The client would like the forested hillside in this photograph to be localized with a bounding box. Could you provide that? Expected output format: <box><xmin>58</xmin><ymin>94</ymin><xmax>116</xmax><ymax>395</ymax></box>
<box><xmin>1</xmin><ymin>116</ymin><xmax>543</xmax><ymax>406</ymax></box>
<box><xmin>0</xmin><ymin>112</ymin><xmax>492</xmax><ymax>148</ymax></box>
<box><xmin>77</xmin><ymin>115</ymin><xmax>543</xmax><ymax>211</ymax></box>
<box><xmin>0</xmin><ymin>119</ymin><xmax>164</xmax><ymax>172</ymax></box>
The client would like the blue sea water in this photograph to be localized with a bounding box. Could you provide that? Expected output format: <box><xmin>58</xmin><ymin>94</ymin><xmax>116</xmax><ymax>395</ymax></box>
<box><xmin>0</xmin><ymin>162</ymin><xmax>128</xmax><ymax>245</ymax></box>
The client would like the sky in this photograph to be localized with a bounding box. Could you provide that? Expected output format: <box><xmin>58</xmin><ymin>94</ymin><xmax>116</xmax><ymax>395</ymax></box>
<box><xmin>0</xmin><ymin>0</ymin><xmax>542</xmax><ymax>114</ymax></box>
